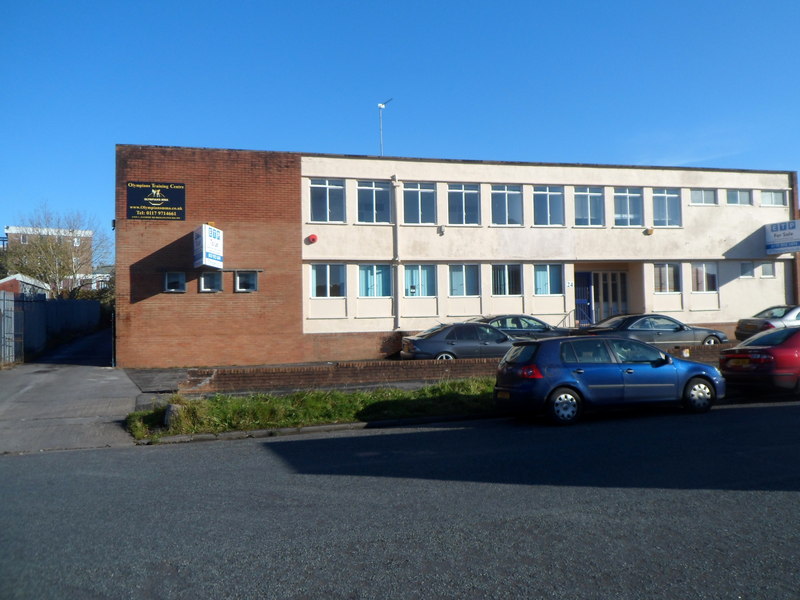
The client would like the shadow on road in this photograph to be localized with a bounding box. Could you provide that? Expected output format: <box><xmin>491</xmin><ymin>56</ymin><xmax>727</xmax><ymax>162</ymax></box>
<box><xmin>31</xmin><ymin>328</ymin><xmax>113</xmax><ymax>367</ymax></box>
<box><xmin>263</xmin><ymin>402</ymin><xmax>800</xmax><ymax>492</ymax></box>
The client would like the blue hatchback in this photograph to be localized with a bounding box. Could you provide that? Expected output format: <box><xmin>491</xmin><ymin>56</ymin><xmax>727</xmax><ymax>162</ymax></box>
<box><xmin>494</xmin><ymin>336</ymin><xmax>725</xmax><ymax>424</ymax></box>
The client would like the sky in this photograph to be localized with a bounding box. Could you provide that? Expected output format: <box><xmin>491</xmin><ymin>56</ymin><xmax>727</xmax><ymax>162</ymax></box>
<box><xmin>3</xmin><ymin>0</ymin><xmax>799</xmax><ymax>249</ymax></box>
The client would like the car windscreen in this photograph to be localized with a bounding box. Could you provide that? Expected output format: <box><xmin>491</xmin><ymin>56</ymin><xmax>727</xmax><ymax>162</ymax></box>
<box><xmin>739</xmin><ymin>327</ymin><xmax>800</xmax><ymax>347</ymax></box>
<box><xmin>754</xmin><ymin>306</ymin><xmax>791</xmax><ymax>319</ymax></box>
<box><xmin>502</xmin><ymin>343</ymin><xmax>540</xmax><ymax>364</ymax></box>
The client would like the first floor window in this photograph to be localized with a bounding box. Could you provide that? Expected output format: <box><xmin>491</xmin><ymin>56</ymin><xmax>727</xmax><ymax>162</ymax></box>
<box><xmin>448</xmin><ymin>183</ymin><xmax>480</xmax><ymax>225</ymax></box>
<box><xmin>534</xmin><ymin>264</ymin><xmax>563</xmax><ymax>295</ymax></box>
<box><xmin>404</xmin><ymin>182</ymin><xmax>436</xmax><ymax>224</ymax></box>
<box><xmin>405</xmin><ymin>264</ymin><xmax>436</xmax><ymax>296</ymax></box>
<box><xmin>691</xmin><ymin>189</ymin><xmax>717</xmax><ymax>205</ymax></box>
<box><xmin>358</xmin><ymin>180</ymin><xmax>392</xmax><ymax>223</ymax></box>
<box><xmin>574</xmin><ymin>186</ymin><xmax>604</xmax><ymax>226</ymax></box>
<box><xmin>762</xmin><ymin>262</ymin><xmax>776</xmax><ymax>278</ymax></box>
<box><xmin>740</xmin><ymin>262</ymin><xmax>754</xmax><ymax>278</ymax></box>
<box><xmin>449</xmin><ymin>264</ymin><xmax>480</xmax><ymax>296</ymax></box>
<box><xmin>200</xmin><ymin>271</ymin><xmax>223</xmax><ymax>292</ymax></box>
<box><xmin>491</xmin><ymin>184</ymin><xmax>523</xmax><ymax>225</ymax></box>
<box><xmin>492</xmin><ymin>264</ymin><xmax>522</xmax><ymax>295</ymax></box>
<box><xmin>654</xmin><ymin>263</ymin><xmax>681</xmax><ymax>292</ymax></box>
<box><xmin>310</xmin><ymin>178</ymin><xmax>345</xmax><ymax>222</ymax></box>
<box><xmin>312</xmin><ymin>264</ymin><xmax>345</xmax><ymax>297</ymax></box>
<box><xmin>164</xmin><ymin>272</ymin><xmax>186</xmax><ymax>293</ymax></box>
<box><xmin>761</xmin><ymin>190</ymin><xmax>787</xmax><ymax>206</ymax></box>
<box><xmin>692</xmin><ymin>262</ymin><xmax>718</xmax><ymax>292</ymax></box>
<box><xmin>235</xmin><ymin>271</ymin><xmax>258</xmax><ymax>292</ymax></box>
<box><xmin>653</xmin><ymin>188</ymin><xmax>681</xmax><ymax>227</ymax></box>
<box><xmin>534</xmin><ymin>185</ymin><xmax>565</xmax><ymax>226</ymax></box>
<box><xmin>614</xmin><ymin>187</ymin><xmax>643</xmax><ymax>226</ymax></box>
<box><xmin>359</xmin><ymin>264</ymin><xmax>392</xmax><ymax>297</ymax></box>
<box><xmin>727</xmin><ymin>189</ymin><xmax>752</xmax><ymax>205</ymax></box>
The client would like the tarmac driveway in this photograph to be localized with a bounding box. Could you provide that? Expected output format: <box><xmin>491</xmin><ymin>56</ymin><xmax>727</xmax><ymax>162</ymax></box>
<box><xmin>0</xmin><ymin>329</ymin><xmax>141</xmax><ymax>455</ymax></box>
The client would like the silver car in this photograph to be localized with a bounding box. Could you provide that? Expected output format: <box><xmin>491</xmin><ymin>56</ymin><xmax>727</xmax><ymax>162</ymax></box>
<box><xmin>734</xmin><ymin>305</ymin><xmax>800</xmax><ymax>340</ymax></box>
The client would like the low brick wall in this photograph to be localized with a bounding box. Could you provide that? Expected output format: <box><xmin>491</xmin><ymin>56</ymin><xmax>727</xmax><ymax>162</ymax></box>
<box><xmin>179</xmin><ymin>343</ymin><xmax>732</xmax><ymax>396</ymax></box>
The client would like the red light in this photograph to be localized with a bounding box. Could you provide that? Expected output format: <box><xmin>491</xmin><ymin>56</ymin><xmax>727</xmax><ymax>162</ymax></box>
<box><xmin>760</xmin><ymin>322</ymin><xmax>775</xmax><ymax>331</ymax></box>
<box><xmin>520</xmin><ymin>365</ymin><xmax>544</xmax><ymax>379</ymax></box>
<box><xmin>308</xmin><ymin>234</ymin><xmax>318</xmax><ymax>243</ymax></box>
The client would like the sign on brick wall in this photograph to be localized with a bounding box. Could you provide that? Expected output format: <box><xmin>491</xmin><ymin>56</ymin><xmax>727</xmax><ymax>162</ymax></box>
<box><xmin>126</xmin><ymin>182</ymin><xmax>186</xmax><ymax>220</ymax></box>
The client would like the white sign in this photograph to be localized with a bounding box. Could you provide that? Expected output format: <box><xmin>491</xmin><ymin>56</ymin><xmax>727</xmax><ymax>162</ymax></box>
<box><xmin>765</xmin><ymin>220</ymin><xmax>800</xmax><ymax>255</ymax></box>
<box><xmin>193</xmin><ymin>224</ymin><xmax>224</xmax><ymax>268</ymax></box>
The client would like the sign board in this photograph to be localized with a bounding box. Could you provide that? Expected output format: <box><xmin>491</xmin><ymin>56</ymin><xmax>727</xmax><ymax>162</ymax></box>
<box><xmin>765</xmin><ymin>220</ymin><xmax>800</xmax><ymax>255</ymax></box>
<box><xmin>126</xmin><ymin>182</ymin><xmax>186</xmax><ymax>221</ymax></box>
<box><xmin>193</xmin><ymin>224</ymin><xmax>224</xmax><ymax>269</ymax></box>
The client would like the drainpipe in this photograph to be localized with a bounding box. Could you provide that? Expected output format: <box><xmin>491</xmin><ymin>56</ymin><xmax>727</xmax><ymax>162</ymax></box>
<box><xmin>391</xmin><ymin>175</ymin><xmax>402</xmax><ymax>330</ymax></box>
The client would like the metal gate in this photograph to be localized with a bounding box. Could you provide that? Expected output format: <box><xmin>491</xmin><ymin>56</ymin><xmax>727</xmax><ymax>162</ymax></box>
<box><xmin>0</xmin><ymin>291</ymin><xmax>15</xmax><ymax>365</ymax></box>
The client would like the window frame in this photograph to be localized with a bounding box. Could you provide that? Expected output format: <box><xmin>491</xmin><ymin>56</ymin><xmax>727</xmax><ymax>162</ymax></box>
<box><xmin>740</xmin><ymin>262</ymin><xmax>755</xmax><ymax>278</ymax></box>
<box><xmin>447</xmin><ymin>183</ymin><xmax>481</xmax><ymax>225</ymax></box>
<box><xmin>491</xmin><ymin>264</ymin><xmax>522</xmax><ymax>296</ymax></box>
<box><xmin>726</xmin><ymin>189</ymin><xmax>752</xmax><ymax>206</ymax></box>
<box><xmin>449</xmin><ymin>264</ymin><xmax>480</xmax><ymax>297</ymax></box>
<box><xmin>164</xmin><ymin>272</ymin><xmax>186</xmax><ymax>293</ymax></box>
<box><xmin>690</xmin><ymin>189</ymin><xmax>717</xmax><ymax>205</ymax></box>
<box><xmin>691</xmin><ymin>262</ymin><xmax>718</xmax><ymax>292</ymax></box>
<box><xmin>490</xmin><ymin>184</ymin><xmax>523</xmax><ymax>226</ymax></box>
<box><xmin>761</xmin><ymin>190</ymin><xmax>788</xmax><ymax>207</ymax></box>
<box><xmin>761</xmin><ymin>262</ymin><xmax>776</xmax><ymax>278</ymax></box>
<box><xmin>199</xmin><ymin>271</ymin><xmax>223</xmax><ymax>293</ymax></box>
<box><xmin>654</xmin><ymin>263</ymin><xmax>681</xmax><ymax>293</ymax></box>
<box><xmin>357</xmin><ymin>180</ymin><xmax>392</xmax><ymax>224</ymax></box>
<box><xmin>404</xmin><ymin>264</ymin><xmax>437</xmax><ymax>297</ymax></box>
<box><xmin>311</xmin><ymin>264</ymin><xmax>346</xmax><ymax>298</ymax></box>
<box><xmin>574</xmin><ymin>186</ymin><xmax>605</xmax><ymax>226</ymax></box>
<box><xmin>310</xmin><ymin>178</ymin><xmax>346</xmax><ymax>223</ymax></box>
<box><xmin>533</xmin><ymin>185</ymin><xmax>565</xmax><ymax>226</ymax></box>
<box><xmin>403</xmin><ymin>182</ymin><xmax>436</xmax><ymax>224</ymax></box>
<box><xmin>534</xmin><ymin>264</ymin><xmax>564</xmax><ymax>295</ymax></box>
<box><xmin>235</xmin><ymin>271</ymin><xmax>259</xmax><ymax>293</ymax></box>
<box><xmin>652</xmin><ymin>188</ymin><xmax>682</xmax><ymax>227</ymax></box>
<box><xmin>358</xmin><ymin>264</ymin><xmax>392</xmax><ymax>297</ymax></box>
<box><xmin>614</xmin><ymin>187</ymin><xmax>644</xmax><ymax>227</ymax></box>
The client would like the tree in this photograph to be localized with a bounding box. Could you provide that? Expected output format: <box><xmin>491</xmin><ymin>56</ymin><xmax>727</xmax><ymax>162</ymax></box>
<box><xmin>5</xmin><ymin>204</ymin><xmax>112</xmax><ymax>299</ymax></box>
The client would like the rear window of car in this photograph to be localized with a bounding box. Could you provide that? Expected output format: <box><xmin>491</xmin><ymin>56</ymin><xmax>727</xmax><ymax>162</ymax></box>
<box><xmin>416</xmin><ymin>324</ymin><xmax>450</xmax><ymax>339</ymax></box>
<box><xmin>740</xmin><ymin>327</ymin><xmax>800</xmax><ymax>347</ymax></box>
<box><xmin>754</xmin><ymin>306</ymin><xmax>792</xmax><ymax>319</ymax></box>
<box><xmin>503</xmin><ymin>343</ymin><xmax>540</xmax><ymax>364</ymax></box>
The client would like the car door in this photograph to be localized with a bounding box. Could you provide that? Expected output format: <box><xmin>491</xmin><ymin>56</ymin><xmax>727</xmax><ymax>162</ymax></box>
<box><xmin>648</xmin><ymin>316</ymin><xmax>693</xmax><ymax>345</ymax></box>
<box><xmin>607</xmin><ymin>339</ymin><xmax>678</xmax><ymax>402</ymax></box>
<box><xmin>560</xmin><ymin>339</ymin><xmax>624</xmax><ymax>404</ymax></box>
<box><xmin>625</xmin><ymin>317</ymin><xmax>657</xmax><ymax>343</ymax></box>
<box><xmin>443</xmin><ymin>325</ymin><xmax>482</xmax><ymax>358</ymax></box>
<box><xmin>476</xmin><ymin>325</ymin><xmax>513</xmax><ymax>357</ymax></box>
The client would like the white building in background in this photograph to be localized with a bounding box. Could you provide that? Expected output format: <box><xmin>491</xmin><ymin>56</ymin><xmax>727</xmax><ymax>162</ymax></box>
<box><xmin>301</xmin><ymin>155</ymin><xmax>798</xmax><ymax>333</ymax></box>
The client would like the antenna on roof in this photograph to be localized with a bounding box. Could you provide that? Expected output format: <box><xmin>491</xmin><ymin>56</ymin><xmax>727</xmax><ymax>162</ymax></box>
<box><xmin>378</xmin><ymin>98</ymin><xmax>393</xmax><ymax>156</ymax></box>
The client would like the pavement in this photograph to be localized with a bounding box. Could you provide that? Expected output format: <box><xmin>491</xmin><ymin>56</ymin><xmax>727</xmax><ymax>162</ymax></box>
<box><xmin>0</xmin><ymin>329</ymin><xmax>185</xmax><ymax>455</ymax></box>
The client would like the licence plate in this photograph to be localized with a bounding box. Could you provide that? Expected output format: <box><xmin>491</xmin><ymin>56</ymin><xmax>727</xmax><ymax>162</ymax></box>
<box><xmin>726</xmin><ymin>358</ymin><xmax>750</xmax><ymax>367</ymax></box>
<box><xmin>496</xmin><ymin>391</ymin><xmax>510</xmax><ymax>399</ymax></box>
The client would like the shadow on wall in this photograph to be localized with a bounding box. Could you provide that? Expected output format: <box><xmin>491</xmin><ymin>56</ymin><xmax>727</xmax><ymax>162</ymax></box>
<box><xmin>129</xmin><ymin>232</ymin><xmax>196</xmax><ymax>304</ymax></box>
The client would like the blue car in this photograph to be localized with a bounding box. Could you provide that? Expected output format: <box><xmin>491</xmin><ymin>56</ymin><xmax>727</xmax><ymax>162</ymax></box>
<box><xmin>494</xmin><ymin>336</ymin><xmax>725</xmax><ymax>424</ymax></box>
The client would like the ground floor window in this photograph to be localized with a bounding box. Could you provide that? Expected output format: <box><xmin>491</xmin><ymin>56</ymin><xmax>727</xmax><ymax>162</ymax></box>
<box><xmin>235</xmin><ymin>271</ymin><xmax>259</xmax><ymax>292</ymax></box>
<box><xmin>534</xmin><ymin>264</ymin><xmax>563</xmax><ymax>295</ymax></box>
<box><xmin>654</xmin><ymin>263</ymin><xmax>681</xmax><ymax>292</ymax></box>
<box><xmin>200</xmin><ymin>271</ymin><xmax>223</xmax><ymax>292</ymax></box>
<box><xmin>692</xmin><ymin>262</ymin><xmax>718</xmax><ymax>292</ymax></box>
<box><xmin>312</xmin><ymin>264</ymin><xmax>345</xmax><ymax>297</ymax></box>
<box><xmin>404</xmin><ymin>264</ymin><xmax>436</xmax><ymax>296</ymax></box>
<box><xmin>449</xmin><ymin>264</ymin><xmax>479</xmax><ymax>296</ymax></box>
<box><xmin>164</xmin><ymin>272</ymin><xmax>186</xmax><ymax>293</ymax></box>
<box><xmin>492</xmin><ymin>264</ymin><xmax>522</xmax><ymax>295</ymax></box>
<box><xmin>358</xmin><ymin>264</ymin><xmax>392</xmax><ymax>297</ymax></box>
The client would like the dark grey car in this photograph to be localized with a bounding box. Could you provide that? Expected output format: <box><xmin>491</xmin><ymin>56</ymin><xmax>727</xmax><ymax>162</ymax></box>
<box><xmin>400</xmin><ymin>323</ymin><xmax>514</xmax><ymax>360</ymax></box>
<box><xmin>467</xmin><ymin>314</ymin><xmax>572</xmax><ymax>340</ymax></box>
<box><xmin>580</xmin><ymin>314</ymin><xmax>728</xmax><ymax>346</ymax></box>
<box><xmin>734</xmin><ymin>305</ymin><xmax>800</xmax><ymax>340</ymax></box>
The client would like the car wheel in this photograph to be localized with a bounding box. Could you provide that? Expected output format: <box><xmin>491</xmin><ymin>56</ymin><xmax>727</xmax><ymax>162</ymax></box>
<box><xmin>702</xmin><ymin>336</ymin><xmax>721</xmax><ymax>345</ymax></box>
<box><xmin>435</xmin><ymin>352</ymin><xmax>456</xmax><ymax>360</ymax></box>
<box><xmin>683</xmin><ymin>377</ymin><xmax>715</xmax><ymax>413</ymax></box>
<box><xmin>546</xmin><ymin>387</ymin><xmax>582</xmax><ymax>425</ymax></box>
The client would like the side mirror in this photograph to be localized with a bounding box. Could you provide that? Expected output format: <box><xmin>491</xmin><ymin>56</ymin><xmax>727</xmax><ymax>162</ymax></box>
<box><xmin>658</xmin><ymin>353</ymin><xmax>673</xmax><ymax>365</ymax></box>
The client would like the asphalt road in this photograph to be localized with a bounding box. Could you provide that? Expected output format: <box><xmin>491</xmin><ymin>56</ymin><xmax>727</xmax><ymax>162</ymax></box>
<box><xmin>2</xmin><ymin>403</ymin><xmax>799</xmax><ymax>599</ymax></box>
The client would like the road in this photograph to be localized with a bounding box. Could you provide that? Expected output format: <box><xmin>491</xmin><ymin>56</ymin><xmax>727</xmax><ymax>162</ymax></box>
<box><xmin>2</xmin><ymin>402</ymin><xmax>799</xmax><ymax>599</ymax></box>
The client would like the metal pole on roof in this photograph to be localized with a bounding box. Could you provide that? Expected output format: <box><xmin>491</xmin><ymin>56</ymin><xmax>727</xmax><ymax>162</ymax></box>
<box><xmin>378</xmin><ymin>98</ymin><xmax>392</xmax><ymax>156</ymax></box>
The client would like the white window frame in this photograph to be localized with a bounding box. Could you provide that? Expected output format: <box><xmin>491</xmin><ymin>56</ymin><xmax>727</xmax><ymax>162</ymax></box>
<box><xmin>761</xmin><ymin>190</ymin><xmax>788</xmax><ymax>207</ymax></box>
<box><xmin>491</xmin><ymin>184</ymin><xmax>523</xmax><ymax>226</ymax></box>
<box><xmin>310</xmin><ymin>178</ymin><xmax>346</xmax><ymax>223</ymax></box>
<box><xmin>311</xmin><ymin>264</ymin><xmax>345</xmax><ymax>297</ymax></box>
<box><xmin>574</xmin><ymin>186</ymin><xmax>605</xmax><ymax>226</ymax></box>
<box><xmin>358</xmin><ymin>264</ymin><xmax>392</xmax><ymax>297</ymax></box>
<box><xmin>726</xmin><ymin>189</ymin><xmax>752</xmax><ymax>206</ymax></box>
<box><xmin>533</xmin><ymin>185</ymin><xmax>565</xmax><ymax>226</ymax></box>
<box><xmin>404</xmin><ymin>264</ymin><xmax>437</xmax><ymax>297</ymax></box>
<box><xmin>491</xmin><ymin>264</ymin><xmax>522</xmax><ymax>296</ymax></box>
<box><xmin>653</xmin><ymin>188</ymin><xmax>682</xmax><ymax>227</ymax></box>
<box><xmin>534</xmin><ymin>264</ymin><xmax>564</xmax><ymax>295</ymax></box>
<box><xmin>761</xmin><ymin>262</ymin><xmax>776</xmax><ymax>278</ymax></box>
<box><xmin>740</xmin><ymin>262</ymin><xmax>755</xmax><ymax>278</ymax></box>
<box><xmin>654</xmin><ymin>263</ymin><xmax>681</xmax><ymax>293</ymax></box>
<box><xmin>449</xmin><ymin>264</ymin><xmax>480</xmax><ymax>297</ymax></box>
<box><xmin>447</xmin><ymin>183</ymin><xmax>481</xmax><ymax>225</ymax></box>
<box><xmin>690</xmin><ymin>189</ymin><xmax>717</xmax><ymax>205</ymax></box>
<box><xmin>200</xmin><ymin>271</ymin><xmax>223</xmax><ymax>293</ymax></box>
<box><xmin>357</xmin><ymin>180</ymin><xmax>392</xmax><ymax>223</ymax></box>
<box><xmin>614</xmin><ymin>187</ymin><xmax>644</xmax><ymax>227</ymax></box>
<box><xmin>235</xmin><ymin>271</ymin><xmax>259</xmax><ymax>292</ymax></box>
<box><xmin>403</xmin><ymin>182</ymin><xmax>436</xmax><ymax>224</ymax></box>
<box><xmin>691</xmin><ymin>262</ymin><xmax>718</xmax><ymax>292</ymax></box>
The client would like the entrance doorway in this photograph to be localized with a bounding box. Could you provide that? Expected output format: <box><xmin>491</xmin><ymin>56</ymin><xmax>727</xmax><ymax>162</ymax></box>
<box><xmin>575</xmin><ymin>271</ymin><xmax>628</xmax><ymax>325</ymax></box>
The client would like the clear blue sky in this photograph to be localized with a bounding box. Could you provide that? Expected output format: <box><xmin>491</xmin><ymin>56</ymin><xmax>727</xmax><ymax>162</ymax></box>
<box><xmin>3</xmin><ymin>0</ymin><xmax>799</xmax><ymax>244</ymax></box>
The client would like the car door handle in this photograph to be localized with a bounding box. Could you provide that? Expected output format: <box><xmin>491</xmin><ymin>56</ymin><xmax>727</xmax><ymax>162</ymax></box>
<box><xmin>574</xmin><ymin>369</ymin><xmax>584</xmax><ymax>374</ymax></box>
<box><xmin>625</xmin><ymin>368</ymin><xmax>635</xmax><ymax>374</ymax></box>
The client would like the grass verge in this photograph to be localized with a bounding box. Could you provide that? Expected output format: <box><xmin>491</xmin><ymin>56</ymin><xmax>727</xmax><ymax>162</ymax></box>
<box><xmin>126</xmin><ymin>377</ymin><xmax>496</xmax><ymax>442</ymax></box>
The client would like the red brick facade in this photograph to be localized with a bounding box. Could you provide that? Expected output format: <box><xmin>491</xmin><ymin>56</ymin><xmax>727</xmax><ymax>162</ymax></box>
<box><xmin>116</xmin><ymin>145</ymin><xmax>391</xmax><ymax>368</ymax></box>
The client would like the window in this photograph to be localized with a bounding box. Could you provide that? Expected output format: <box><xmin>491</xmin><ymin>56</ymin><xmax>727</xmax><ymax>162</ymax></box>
<box><xmin>740</xmin><ymin>262</ymin><xmax>754</xmax><ymax>278</ymax></box>
<box><xmin>199</xmin><ymin>271</ymin><xmax>223</xmax><ymax>292</ymax></box>
<box><xmin>449</xmin><ymin>264</ymin><xmax>480</xmax><ymax>296</ymax></box>
<box><xmin>358</xmin><ymin>264</ymin><xmax>392</xmax><ymax>297</ymax></box>
<box><xmin>404</xmin><ymin>264</ymin><xmax>436</xmax><ymax>296</ymax></box>
<box><xmin>761</xmin><ymin>262</ymin><xmax>776</xmax><ymax>278</ymax></box>
<box><xmin>614</xmin><ymin>187</ymin><xmax>643</xmax><ymax>226</ymax></box>
<box><xmin>533</xmin><ymin>185</ymin><xmax>565</xmax><ymax>226</ymax></box>
<box><xmin>654</xmin><ymin>263</ymin><xmax>681</xmax><ymax>293</ymax></box>
<box><xmin>310</xmin><ymin>179</ymin><xmax>345</xmax><ymax>222</ymax></box>
<box><xmin>311</xmin><ymin>264</ymin><xmax>345</xmax><ymax>297</ymax></box>
<box><xmin>692</xmin><ymin>262</ymin><xmax>718</xmax><ymax>292</ymax></box>
<box><xmin>727</xmin><ymin>189</ymin><xmax>752</xmax><ymax>205</ymax></box>
<box><xmin>534</xmin><ymin>264</ymin><xmax>563</xmax><ymax>295</ymax></box>
<box><xmin>164</xmin><ymin>272</ymin><xmax>186</xmax><ymax>293</ymax></box>
<box><xmin>492</xmin><ymin>264</ymin><xmax>522</xmax><ymax>295</ymax></box>
<box><xmin>20</xmin><ymin>234</ymin><xmax>28</xmax><ymax>244</ymax></box>
<box><xmin>491</xmin><ymin>185</ymin><xmax>523</xmax><ymax>225</ymax></box>
<box><xmin>357</xmin><ymin>180</ymin><xmax>392</xmax><ymax>223</ymax></box>
<box><xmin>653</xmin><ymin>188</ymin><xmax>681</xmax><ymax>227</ymax></box>
<box><xmin>73</xmin><ymin>237</ymin><xmax>81</xmax><ymax>247</ymax></box>
<box><xmin>574</xmin><ymin>186</ymin><xmax>604</xmax><ymax>226</ymax></box>
<box><xmin>691</xmin><ymin>189</ymin><xmax>717</xmax><ymax>205</ymax></box>
<box><xmin>235</xmin><ymin>271</ymin><xmax>258</xmax><ymax>292</ymax></box>
<box><xmin>762</xmin><ymin>190</ymin><xmax>787</xmax><ymax>207</ymax></box>
<box><xmin>448</xmin><ymin>183</ymin><xmax>480</xmax><ymax>225</ymax></box>
<box><xmin>403</xmin><ymin>182</ymin><xmax>436</xmax><ymax>224</ymax></box>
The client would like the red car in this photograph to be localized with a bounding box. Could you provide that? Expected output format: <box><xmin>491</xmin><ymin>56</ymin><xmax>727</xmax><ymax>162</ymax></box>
<box><xmin>719</xmin><ymin>326</ymin><xmax>800</xmax><ymax>392</ymax></box>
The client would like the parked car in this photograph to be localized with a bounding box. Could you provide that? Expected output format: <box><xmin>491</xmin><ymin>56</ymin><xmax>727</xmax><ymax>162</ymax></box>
<box><xmin>720</xmin><ymin>326</ymin><xmax>800</xmax><ymax>392</ymax></box>
<box><xmin>580</xmin><ymin>313</ymin><xmax>728</xmax><ymax>345</ymax></box>
<box><xmin>400</xmin><ymin>322</ymin><xmax>514</xmax><ymax>360</ymax></box>
<box><xmin>494</xmin><ymin>336</ymin><xmax>725</xmax><ymax>424</ymax></box>
<box><xmin>467</xmin><ymin>314</ymin><xmax>572</xmax><ymax>339</ymax></box>
<box><xmin>734</xmin><ymin>305</ymin><xmax>800</xmax><ymax>341</ymax></box>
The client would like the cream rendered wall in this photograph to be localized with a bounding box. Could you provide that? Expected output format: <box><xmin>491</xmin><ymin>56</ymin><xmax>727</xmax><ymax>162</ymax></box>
<box><xmin>301</xmin><ymin>156</ymin><xmax>794</xmax><ymax>334</ymax></box>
